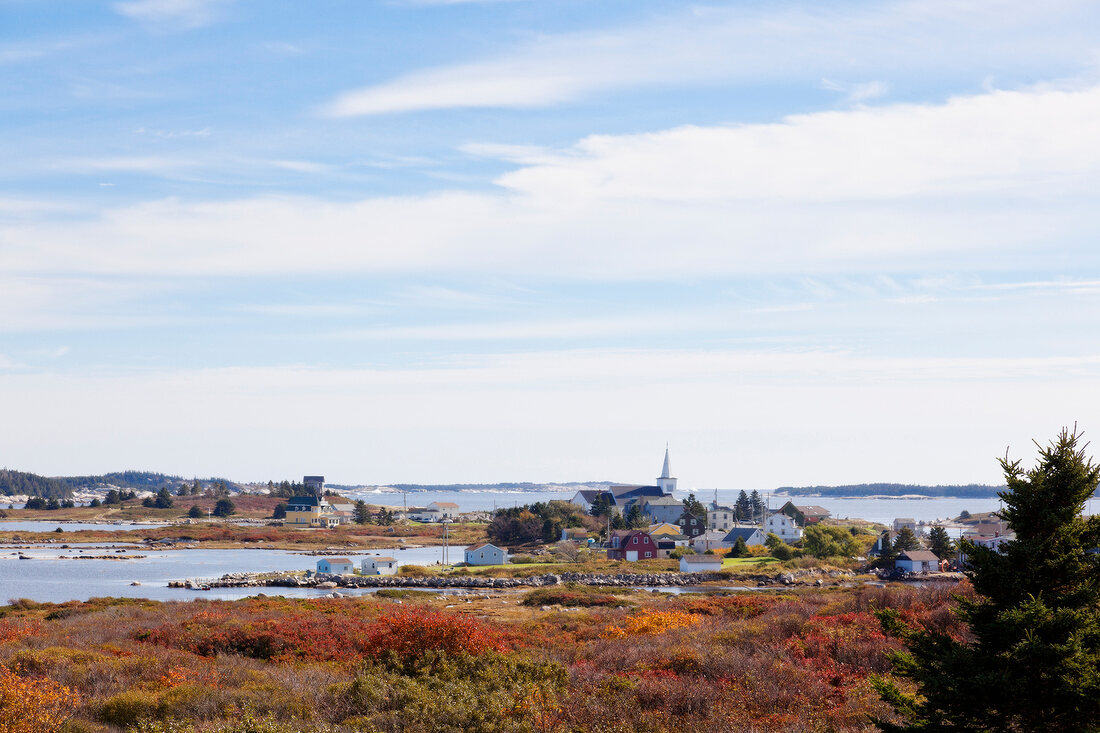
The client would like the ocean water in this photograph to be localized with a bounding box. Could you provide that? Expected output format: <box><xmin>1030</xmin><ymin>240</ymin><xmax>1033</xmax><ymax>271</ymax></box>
<box><xmin>0</xmin><ymin>545</ymin><xmax>450</xmax><ymax>603</ymax></box>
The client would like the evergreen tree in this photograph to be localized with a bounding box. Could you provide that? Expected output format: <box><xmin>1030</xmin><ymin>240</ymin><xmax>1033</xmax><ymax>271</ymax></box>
<box><xmin>89</xmin><ymin>498</ymin><xmax>101</xmax><ymax>508</ymax></box>
<box><xmin>749</xmin><ymin>490</ymin><xmax>764</xmax><ymax>523</ymax></box>
<box><xmin>892</xmin><ymin>525</ymin><xmax>920</xmax><ymax>552</ymax></box>
<box><xmin>212</xmin><ymin>498</ymin><xmax>235</xmax><ymax>517</ymax></box>
<box><xmin>155</xmin><ymin>487</ymin><xmax>173</xmax><ymax>509</ymax></box>
<box><xmin>353</xmin><ymin>500</ymin><xmax>371</xmax><ymax>525</ymax></box>
<box><xmin>104</xmin><ymin>489</ymin><xmax>120</xmax><ymax>505</ymax></box>
<box><xmin>187</xmin><ymin>504</ymin><xmax>204</xmax><ymax>519</ymax></box>
<box><xmin>729</xmin><ymin>535</ymin><xmax>750</xmax><ymax>558</ymax></box>
<box><xmin>45</xmin><ymin>497</ymin><xmax>60</xmax><ymax>510</ymax></box>
<box><xmin>625</xmin><ymin>503</ymin><xmax>645</xmax><ymax>528</ymax></box>
<box><xmin>876</xmin><ymin>428</ymin><xmax>1100</xmax><ymax>732</ymax></box>
<box><xmin>927</xmin><ymin>525</ymin><xmax>954</xmax><ymax>560</ymax></box>
<box><xmin>589</xmin><ymin>493</ymin><xmax>613</xmax><ymax>518</ymax></box>
<box><xmin>271</xmin><ymin>502</ymin><xmax>287</xmax><ymax>519</ymax></box>
<box><xmin>682</xmin><ymin>493</ymin><xmax>706</xmax><ymax>520</ymax></box>
<box><xmin>735</xmin><ymin>490</ymin><xmax>751</xmax><ymax>522</ymax></box>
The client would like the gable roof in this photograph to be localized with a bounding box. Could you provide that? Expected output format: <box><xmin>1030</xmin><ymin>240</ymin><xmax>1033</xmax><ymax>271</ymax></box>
<box><xmin>429</xmin><ymin>501</ymin><xmax>459</xmax><ymax>509</ymax></box>
<box><xmin>465</xmin><ymin>542</ymin><xmax>503</xmax><ymax>552</ymax></box>
<box><xmin>288</xmin><ymin>495</ymin><xmax>323</xmax><ymax>507</ymax></box>
<box><xmin>894</xmin><ymin>517</ymin><xmax>916</xmax><ymax>524</ymax></box>
<box><xmin>898</xmin><ymin>550</ymin><xmax>939</xmax><ymax>562</ymax></box>
<box><xmin>648</xmin><ymin>522</ymin><xmax>682</xmax><ymax>535</ymax></box>
<box><xmin>573</xmin><ymin>490</ymin><xmax>603</xmax><ymax>503</ymax></box>
<box><xmin>610</xmin><ymin>484</ymin><xmax>665</xmax><ymax>500</ymax></box>
<box><xmin>643</xmin><ymin>495</ymin><xmax>683</xmax><ymax>506</ymax></box>
<box><xmin>320</xmin><ymin>557</ymin><xmax>352</xmax><ymax>564</ymax></box>
<box><xmin>368</xmin><ymin>556</ymin><xmax>396</xmax><ymax>563</ymax></box>
<box><xmin>794</xmin><ymin>505</ymin><xmax>831</xmax><ymax>517</ymax></box>
<box><xmin>722</xmin><ymin>527</ymin><xmax>764</xmax><ymax>543</ymax></box>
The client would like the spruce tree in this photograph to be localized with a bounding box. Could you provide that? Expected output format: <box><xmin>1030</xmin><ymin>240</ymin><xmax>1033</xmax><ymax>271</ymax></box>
<box><xmin>735</xmin><ymin>490</ymin><xmax>752</xmax><ymax>522</ymax></box>
<box><xmin>876</xmin><ymin>428</ymin><xmax>1100</xmax><ymax>732</ymax></box>
<box><xmin>927</xmin><ymin>525</ymin><xmax>954</xmax><ymax>561</ymax></box>
<box><xmin>892</xmin><ymin>525</ymin><xmax>920</xmax><ymax>552</ymax></box>
<box><xmin>354</xmin><ymin>499</ymin><xmax>371</xmax><ymax>524</ymax></box>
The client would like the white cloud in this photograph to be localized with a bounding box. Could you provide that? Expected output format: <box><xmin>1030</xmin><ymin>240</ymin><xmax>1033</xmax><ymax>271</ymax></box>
<box><xmin>113</xmin><ymin>0</ymin><xmax>232</xmax><ymax>29</ymax></box>
<box><xmin>321</xmin><ymin>0</ymin><xmax>1099</xmax><ymax>116</ymax></box>
<box><xmin>6</xmin><ymin>83</ymin><xmax>1100</xmax><ymax>280</ymax></box>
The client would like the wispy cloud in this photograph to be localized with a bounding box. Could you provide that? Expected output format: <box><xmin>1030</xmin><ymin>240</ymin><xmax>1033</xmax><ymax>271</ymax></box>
<box><xmin>113</xmin><ymin>0</ymin><xmax>233</xmax><ymax>29</ymax></box>
<box><xmin>321</xmin><ymin>0</ymin><xmax>1098</xmax><ymax>116</ymax></box>
<box><xmin>6</xmin><ymin>83</ymin><xmax>1100</xmax><ymax>280</ymax></box>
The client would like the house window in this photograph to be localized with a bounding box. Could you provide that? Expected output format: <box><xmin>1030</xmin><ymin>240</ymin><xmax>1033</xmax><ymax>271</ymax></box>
<box><xmin>644</xmin><ymin>551</ymin><xmax>652</xmax><ymax>558</ymax></box>
<box><xmin>632</xmin><ymin>536</ymin><xmax>638</xmax><ymax>544</ymax></box>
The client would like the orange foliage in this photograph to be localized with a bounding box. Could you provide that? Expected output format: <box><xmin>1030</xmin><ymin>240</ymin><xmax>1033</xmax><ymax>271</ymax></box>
<box><xmin>0</xmin><ymin>619</ymin><xmax>43</xmax><ymax>644</ymax></box>
<box><xmin>600</xmin><ymin>610</ymin><xmax>698</xmax><ymax>639</ymax></box>
<box><xmin>0</xmin><ymin>664</ymin><xmax>79</xmax><ymax>733</ymax></box>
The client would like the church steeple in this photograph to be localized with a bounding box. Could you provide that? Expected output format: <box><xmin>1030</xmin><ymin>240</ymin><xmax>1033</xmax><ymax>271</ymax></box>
<box><xmin>656</xmin><ymin>444</ymin><xmax>677</xmax><ymax>495</ymax></box>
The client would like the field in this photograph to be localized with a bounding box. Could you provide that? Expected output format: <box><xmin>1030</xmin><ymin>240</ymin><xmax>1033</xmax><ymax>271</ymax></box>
<box><xmin>0</xmin><ymin>581</ymin><xmax>973</xmax><ymax>732</ymax></box>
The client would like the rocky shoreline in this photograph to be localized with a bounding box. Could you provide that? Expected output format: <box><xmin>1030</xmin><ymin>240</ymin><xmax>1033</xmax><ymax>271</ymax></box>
<box><xmin>170</xmin><ymin>567</ymin><xmax>861</xmax><ymax>591</ymax></box>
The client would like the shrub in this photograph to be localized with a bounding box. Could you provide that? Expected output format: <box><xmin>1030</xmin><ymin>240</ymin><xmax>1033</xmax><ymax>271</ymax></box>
<box><xmin>521</xmin><ymin>588</ymin><xmax>623</xmax><ymax>608</ymax></box>
<box><xmin>0</xmin><ymin>664</ymin><xmax>80</xmax><ymax>733</ymax></box>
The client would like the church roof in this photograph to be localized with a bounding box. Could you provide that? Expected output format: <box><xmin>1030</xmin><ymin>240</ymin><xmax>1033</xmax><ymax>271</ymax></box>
<box><xmin>660</xmin><ymin>445</ymin><xmax>673</xmax><ymax>478</ymax></box>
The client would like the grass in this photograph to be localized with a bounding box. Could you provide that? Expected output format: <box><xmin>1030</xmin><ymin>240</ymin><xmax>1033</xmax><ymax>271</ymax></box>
<box><xmin>722</xmin><ymin>556</ymin><xmax>781</xmax><ymax>569</ymax></box>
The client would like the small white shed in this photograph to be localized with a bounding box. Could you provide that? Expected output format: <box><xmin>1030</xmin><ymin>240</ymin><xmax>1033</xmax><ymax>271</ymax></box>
<box><xmin>361</xmin><ymin>556</ymin><xmax>398</xmax><ymax>575</ymax></box>
<box><xmin>316</xmin><ymin>557</ymin><xmax>355</xmax><ymax>575</ymax></box>
<box><xmin>679</xmin><ymin>554</ymin><xmax>725</xmax><ymax>572</ymax></box>
<box><xmin>895</xmin><ymin>550</ymin><xmax>939</xmax><ymax>573</ymax></box>
<box><xmin>464</xmin><ymin>542</ymin><xmax>507</xmax><ymax>566</ymax></box>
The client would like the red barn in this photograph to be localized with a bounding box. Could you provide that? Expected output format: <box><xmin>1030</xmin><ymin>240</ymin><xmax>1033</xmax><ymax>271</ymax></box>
<box><xmin>607</xmin><ymin>530</ymin><xmax>657</xmax><ymax>561</ymax></box>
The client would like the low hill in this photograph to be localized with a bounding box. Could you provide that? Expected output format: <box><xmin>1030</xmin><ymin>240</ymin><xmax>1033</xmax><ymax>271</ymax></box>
<box><xmin>0</xmin><ymin>469</ymin><xmax>70</xmax><ymax>498</ymax></box>
<box><xmin>776</xmin><ymin>483</ymin><xmax>1005</xmax><ymax>498</ymax></box>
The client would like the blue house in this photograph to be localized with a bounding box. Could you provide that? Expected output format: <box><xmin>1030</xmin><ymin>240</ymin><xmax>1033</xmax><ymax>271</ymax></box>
<box><xmin>464</xmin><ymin>543</ymin><xmax>508</xmax><ymax>566</ymax></box>
<box><xmin>316</xmin><ymin>557</ymin><xmax>355</xmax><ymax>575</ymax></box>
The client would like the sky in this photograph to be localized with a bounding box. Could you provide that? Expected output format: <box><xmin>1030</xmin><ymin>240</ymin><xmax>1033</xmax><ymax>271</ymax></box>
<box><xmin>2</xmin><ymin>0</ymin><xmax>1100</xmax><ymax>488</ymax></box>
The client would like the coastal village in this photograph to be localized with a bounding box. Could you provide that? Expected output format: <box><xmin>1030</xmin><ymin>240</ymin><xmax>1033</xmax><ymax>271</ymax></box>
<box><xmin>296</xmin><ymin>448</ymin><xmax>1005</xmax><ymax>584</ymax></box>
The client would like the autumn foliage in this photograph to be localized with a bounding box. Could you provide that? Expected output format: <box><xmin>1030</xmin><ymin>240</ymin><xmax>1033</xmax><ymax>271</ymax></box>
<box><xmin>0</xmin><ymin>664</ymin><xmax>79</xmax><ymax>733</ymax></box>
<box><xmin>0</xmin><ymin>583</ymin><xmax>975</xmax><ymax>732</ymax></box>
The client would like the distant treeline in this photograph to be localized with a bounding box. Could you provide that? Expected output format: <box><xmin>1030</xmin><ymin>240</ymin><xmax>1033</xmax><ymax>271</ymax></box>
<box><xmin>0</xmin><ymin>469</ymin><xmax>71</xmax><ymax>498</ymax></box>
<box><xmin>778</xmin><ymin>483</ymin><xmax>1006</xmax><ymax>498</ymax></box>
<box><xmin>1</xmin><ymin>469</ymin><xmax>245</xmax><ymax>498</ymax></box>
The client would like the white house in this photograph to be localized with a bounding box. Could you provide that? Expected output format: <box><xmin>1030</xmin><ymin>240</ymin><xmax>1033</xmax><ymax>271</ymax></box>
<box><xmin>410</xmin><ymin>501</ymin><xmax>460</xmax><ymax>522</ymax></box>
<box><xmin>895</xmin><ymin>550</ymin><xmax>940</xmax><ymax>573</ymax></box>
<box><xmin>464</xmin><ymin>542</ymin><xmax>508</xmax><ymax>566</ymax></box>
<box><xmin>360</xmin><ymin>556</ymin><xmax>398</xmax><ymax>575</ymax></box>
<box><xmin>893</xmin><ymin>518</ymin><xmax>918</xmax><ymax>533</ymax></box>
<box><xmin>680</xmin><ymin>554</ymin><xmax>725</xmax><ymax>572</ymax></box>
<box><xmin>316</xmin><ymin>557</ymin><xmax>355</xmax><ymax>575</ymax></box>
<box><xmin>765</xmin><ymin>512</ymin><xmax>803</xmax><ymax>542</ymax></box>
<box><xmin>707</xmin><ymin>506</ymin><xmax>735</xmax><ymax>532</ymax></box>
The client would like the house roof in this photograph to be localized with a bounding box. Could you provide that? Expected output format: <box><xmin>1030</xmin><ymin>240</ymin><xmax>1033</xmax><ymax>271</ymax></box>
<box><xmin>648</xmin><ymin>522</ymin><xmax>682</xmax><ymax>535</ymax></box>
<box><xmin>369</xmin><ymin>556</ymin><xmax>396</xmax><ymax>562</ymax></box>
<box><xmin>681</xmin><ymin>554</ymin><xmax>724</xmax><ymax>564</ymax></box>
<box><xmin>894</xmin><ymin>517</ymin><xmax>916</xmax><ymax>524</ymax></box>
<box><xmin>898</xmin><ymin>550</ymin><xmax>939</xmax><ymax>562</ymax></box>
<box><xmin>722</xmin><ymin>527</ymin><xmax>763</xmax><ymax>543</ymax></box>
<box><xmin>430</xmin><ymin>501</ymin><xmax>459</xmax><ymax>508</ymax></box>
<box><xmin>610</xmin><ymin>484</ymin><xmax>665</xmax><ymax>500</ymax></box>
<box><xmin>288</xmin><ymin>495</ymin><xmax>323</xmax><ymax>507</ymax></box>
<box><xmin>573</xmin><ymin>490</ymin><xmax>602</xmax><ymax>502</ymax></box>
<box><xmin>643</xmin><ymin>495</ymin><xmax>682</xmax><ymax>506</ymax></box>
<box><xmin>465</xmin><ymin>542</ymin><xmax>502</xmax><ymax>552</ymax></box>
<box><xmin>794</xmin><ymin>505</ymin><xmax>831</xmax><ymax>516</ymax></box>
<box><xmin>320</xmin><ymin>557</ymin><xmax>353</xmax><ymax>564</ymax></box>
<box><xmin>694</xmin><ymin>530</ymin><xmax>728</xmax><ymax>543</ymax></box>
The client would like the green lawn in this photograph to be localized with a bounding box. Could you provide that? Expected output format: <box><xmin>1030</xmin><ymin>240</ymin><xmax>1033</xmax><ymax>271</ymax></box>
<box><xmin>722</xmin><ymin>556</ymin><xmax>780</xmax><ymax>568</ymax></box>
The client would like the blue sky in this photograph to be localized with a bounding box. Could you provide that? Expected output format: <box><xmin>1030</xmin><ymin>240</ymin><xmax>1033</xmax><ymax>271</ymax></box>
<box><xmin>2</xmin><ymin>0</ymin><xmax>1100</xmax><ymax>487</ymax></box>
